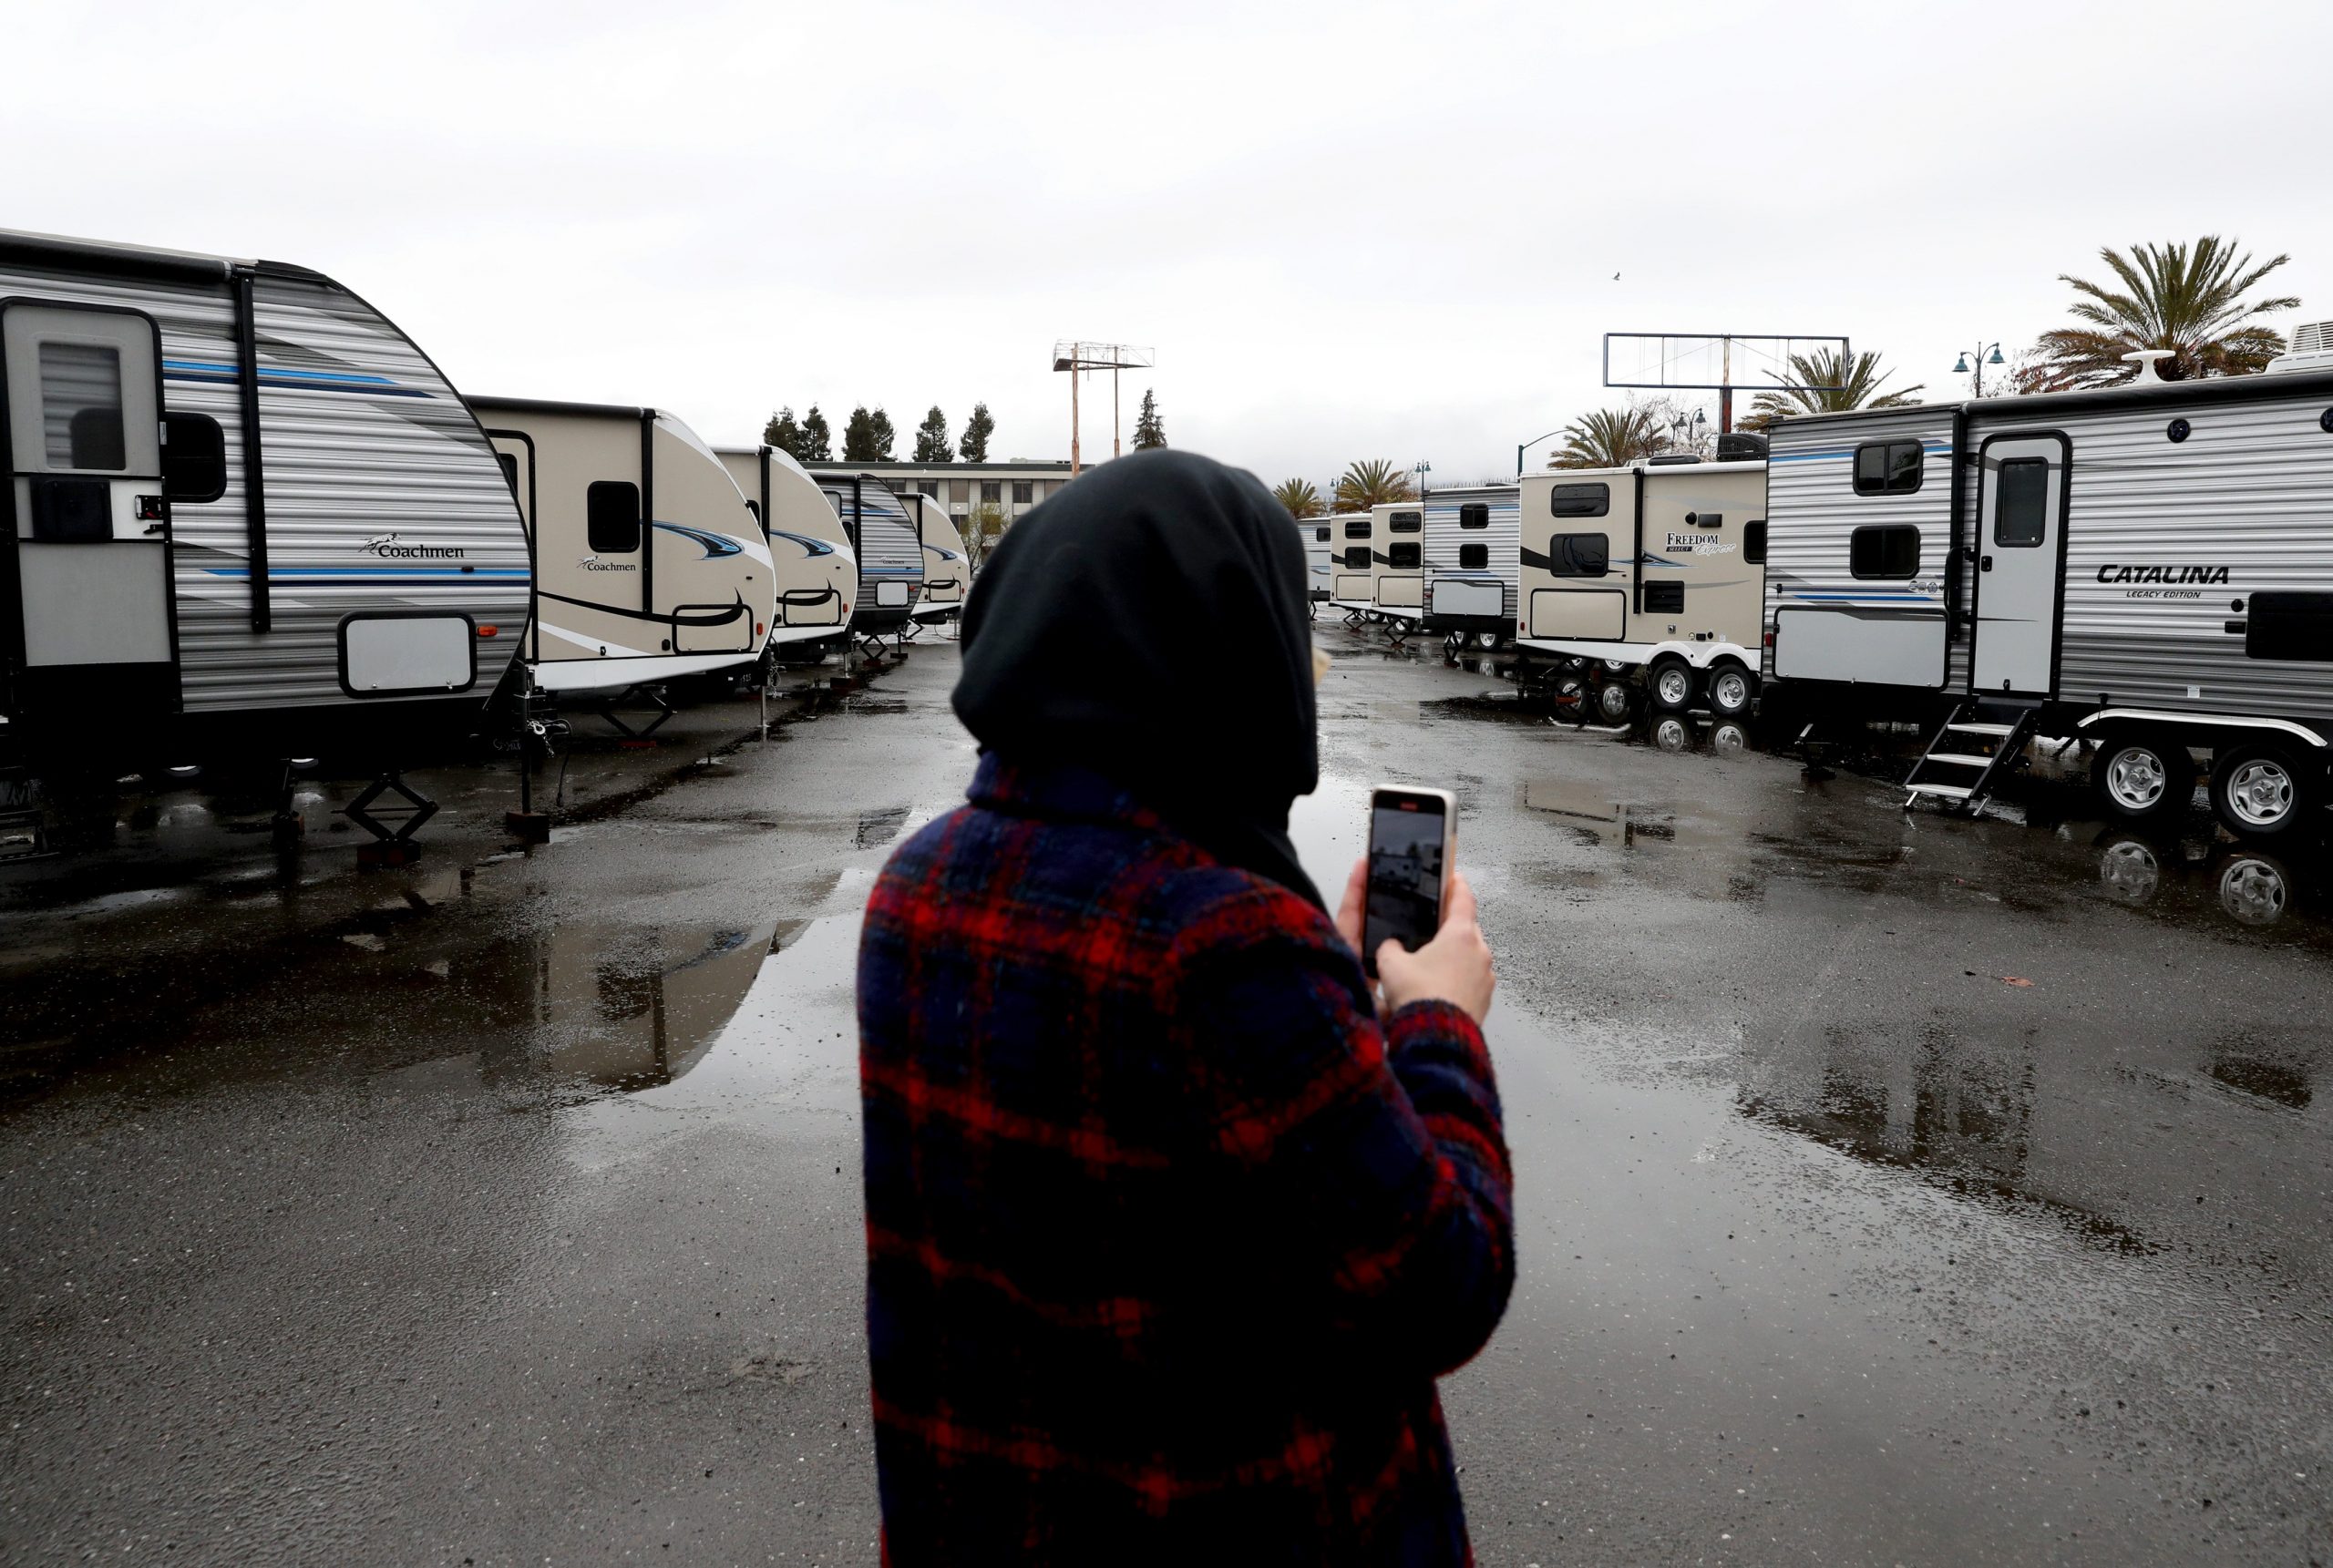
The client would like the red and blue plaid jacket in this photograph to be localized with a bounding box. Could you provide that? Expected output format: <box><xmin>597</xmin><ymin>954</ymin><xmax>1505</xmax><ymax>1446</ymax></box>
<box><xmin>858</xmin><ymin>756</ymin><xmax>1514</xmax><ymax>1565</ymax></box>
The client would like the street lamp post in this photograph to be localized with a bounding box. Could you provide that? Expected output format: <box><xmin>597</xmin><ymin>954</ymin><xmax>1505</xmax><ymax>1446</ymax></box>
<box><xmin>1413</xmin><ymin>460</ymin><xmax>1431</xmax><ymax>501</ymax></box>
<box><xmin>1953</xmin><ymin>341</ymin><xmax>2008</xmax><ymax>398</ymax></box>
<box><xmin>1516</xmin><ymin>428</ymin><xmax>1566</xmax><ymax>476</ymax></box>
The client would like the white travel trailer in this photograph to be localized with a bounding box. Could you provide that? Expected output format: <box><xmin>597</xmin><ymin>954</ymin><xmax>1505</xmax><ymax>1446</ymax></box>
<box><xmin>1420</xmin><ymin>485</ymin><xmax>1520</xmax><ymax>649</ymax></box>
<box><xmin>1328</xmin><ymin>512</ymin><xmax>1375</xmax><ymax>615</ymax></box>
<box><xmin>472</xmin><ymin>398</ymin><xmax>772</xmax><ymax>694</ymax></box>
<box><xmin>1516</xmin><ymin>456</ymin><xmax>1769</xmax><ymax>722</ymax></box>
<box><xmin>1296</xmin><ymin>516</ymin><xmax>1333</xmax><ymax>607</ymax></box>
<box><xmin>1761</xmin><ymin>341</ymin><xmax>2333</xmax><ymax>837</ymax></box>
<box><xmin>717</xmin><ymin>445</ymin><xmax>856</xmax><ymax>656</ymax></box>
<box><xmin>1368</xmin><ymin>500</ymin><xmax>1426</xmax><ymax>629</ymax></box>
<box><xmin>814</xmin><ymin>471</ymin><xmax>923</xmax><ymax>639</ymax></box>
<box><xmin>903</xmin><ymin>491</ymin><xmax>967</xmax><ymax>628</ymax></box>
<box><xmin>0</xmin><ymin>230</ymin><xmax>529</xmax><ymax>771</ymax></box>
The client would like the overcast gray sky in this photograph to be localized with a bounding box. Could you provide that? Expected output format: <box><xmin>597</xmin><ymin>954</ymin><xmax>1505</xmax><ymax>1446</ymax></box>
<box><xmin>12</xmin><ymin>1</ymin><xmax>2331</xmax><ymax>490</ymax></box>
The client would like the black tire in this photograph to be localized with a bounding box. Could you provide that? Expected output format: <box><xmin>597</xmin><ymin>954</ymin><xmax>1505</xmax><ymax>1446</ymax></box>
<box><xmin>1706</xmin><ymin>664</ymin><xmax>1756</xmax><ymax>719</ymax></box>
<box><xmin>1593</xmin><ymin>680</ymin><xmax>1635</xmax><ymax>725</ymax></box>
<box><xmin>1649</xmin><ymin>661</ymin><xmax>1696</xmax><ymax>713</ymax></box>
<box><xmin>2091</xmin><ymin>733</ymin><xmax>2195</xmax><ymax>824</ymax></box>
<box><xmin>2212</xmin><ymin>743</ymin><xmax>2317</xmax><ymax>838</ymax></box>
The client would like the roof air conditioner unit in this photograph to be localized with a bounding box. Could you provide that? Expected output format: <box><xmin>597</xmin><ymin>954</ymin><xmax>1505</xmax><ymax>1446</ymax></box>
<box><xmin>2265</xmin><ymin>320</ymin><xmax>2333</xmax><ymax>375</ymax></box>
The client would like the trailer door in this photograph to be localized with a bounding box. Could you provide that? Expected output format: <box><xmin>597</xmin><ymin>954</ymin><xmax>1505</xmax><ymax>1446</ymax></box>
<box><xmin>1970</xmin><ymin>432</ymin><xmax>2068</xmax><ymax>697</ymax></box>
<box><xmin>2</xmin><ymin>302</ymin><xmax>174</xmax><ymax>715</ymax></box>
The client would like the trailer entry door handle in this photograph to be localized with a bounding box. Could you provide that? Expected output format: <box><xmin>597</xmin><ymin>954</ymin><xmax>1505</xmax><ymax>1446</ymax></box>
<box><xmin>1979</xmin><ymin>554</ymin><xmax>1994</xmax><ymax>572</ymax></box>
<box><xmin>2225</xmin><ymin>620</ymin><xmax>2247</xmax><ymax>634</ymax></box>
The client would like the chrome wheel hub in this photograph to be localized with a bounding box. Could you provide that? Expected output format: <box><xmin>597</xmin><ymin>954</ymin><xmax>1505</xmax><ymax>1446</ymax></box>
<box><xmin>1657</xmin><ymin>668</ymin><xmax>1691</xmax><ymax>705</ymax></box>
<box><xmin>2225</xmin><ymin>759</ymin><xmax>2294</xmax><ymax>826</ymax></box>
<box><xmin>2104</xmin><ymin>748</ymin><xmax>2166</xmax><ymax>811</ymax></box>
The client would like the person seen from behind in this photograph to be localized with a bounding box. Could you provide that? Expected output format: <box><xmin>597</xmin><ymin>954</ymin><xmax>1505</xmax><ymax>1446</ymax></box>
<box><xmin>857</xmin><ymin>449</ymin><xmax>1512</xmax><ymax>1563</ymax></box>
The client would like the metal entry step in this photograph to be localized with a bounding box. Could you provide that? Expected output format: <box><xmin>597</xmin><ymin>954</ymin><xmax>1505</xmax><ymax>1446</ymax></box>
<box><xmin>1904</xmin><ymin>699</ymin><xmax>2041</xmax><ymax>817</ymax></box>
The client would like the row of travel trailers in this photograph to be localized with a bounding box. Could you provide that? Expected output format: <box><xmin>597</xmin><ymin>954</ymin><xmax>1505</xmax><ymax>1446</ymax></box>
<box><xmin>0</xmin><ymin>228</ymin><xmax>969</xmax><ymax>793</ymax></box>
<box><xmin>1307</xmin><ymin>337</ymin><xmax>2333</xmax><ymax>840</ymax></box>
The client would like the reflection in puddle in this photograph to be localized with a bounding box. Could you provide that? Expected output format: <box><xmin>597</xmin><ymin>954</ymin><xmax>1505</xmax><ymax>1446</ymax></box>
<box><xmin>1522</xmin><ymin>779</ymin><xmax>1674</xmax><ymax>847</ymax></box>
<box><xmin>528</xmin><ymin>923</ymin><xmax>775</xmax><ymax>1090</ymax></box>
<box><xmin>856</xmin><ymin>806</ymin><xmax>911</xmax><ymax>848</ymax></box>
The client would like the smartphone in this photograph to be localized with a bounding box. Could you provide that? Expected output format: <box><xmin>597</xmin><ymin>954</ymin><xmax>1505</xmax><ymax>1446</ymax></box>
<box><xmin>1362</xmin><ymin>785</ymin><xmax>1456</xmax><ymax>978</ymax></box>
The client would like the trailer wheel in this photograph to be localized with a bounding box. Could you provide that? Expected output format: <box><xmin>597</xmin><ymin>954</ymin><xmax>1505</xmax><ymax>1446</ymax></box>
<box><xmin>2211</xmin><ymin>743</ymin><xmax>2316</xmax><ymax>837</ymax></box>
<box><xmin>2092</xmin><ymin>734</ymin><xmax>2194</xmax><ymax>823</ymax></box>
<box><xmin>1475</xmin><ymin>631</ymin><xmax>1501</xmax><ymax>651</ymax></box>
<box><xmin>1649</xmin><ymin>661</ymin><xmax>1696</xmax><ymax>712</ymax></box>
<box><xmin>1594</xmin><ymin>680</ymin><xmax>1635</xmax><ymax>724</ymax></box>
<box><xmin>1707</xmin><ymin>664</ymin><xmax>1756</xmax><ymax>718</ymax></box>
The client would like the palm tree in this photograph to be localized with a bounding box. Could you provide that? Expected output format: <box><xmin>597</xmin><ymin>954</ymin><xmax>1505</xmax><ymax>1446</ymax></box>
<box><xmin>2030</xmin><ymin>237</ymin><xmax>2297</xmax><ymax>387</ymax></box>
<box><xmin>1550</xmin><ymin>408</ymin><xmax>1664</xmax><ymax>469</ymax></box>
<box><xmin>1273</xmin><ymin>477</ymin><xmax>1325</xmax><ymax>519</ymax></box>
<box><xmin>1744</xmin><ymin>348</ymin><xmax>1924</xmax><ymax>429</ymax></box>
<box><xmin>1332</xmin><ymin>459</ymin><xmax>1415</xmax><ymax>513</ymax></box>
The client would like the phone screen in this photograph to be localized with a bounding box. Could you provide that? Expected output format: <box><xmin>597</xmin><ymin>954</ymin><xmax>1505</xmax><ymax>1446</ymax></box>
<box><xmin>1362</xmin><ymin>792</ymin><xmax>1447</xmax><ymax>978</ymax></box>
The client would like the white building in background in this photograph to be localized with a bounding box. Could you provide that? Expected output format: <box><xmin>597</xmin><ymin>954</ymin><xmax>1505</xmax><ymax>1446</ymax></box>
<box><xmin>805</xmin><ymin>460</ymin><xmax>1081</xmax><ymax>524</ymax></box>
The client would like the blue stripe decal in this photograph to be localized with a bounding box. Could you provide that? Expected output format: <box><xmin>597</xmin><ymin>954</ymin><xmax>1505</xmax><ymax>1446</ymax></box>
<box><xmin>650</xmin><ymin>520</ymin><xmax>743</xmax><ymax>559</ymax></box>
<box><xmin>1782</xmin><ymin>591</ymin><xmax>1937</xmax><ymax>601</ymax></box>
<box><xmin>200</xmin><ymin>566</ymin><xmax>528</xmax><ymax>579</ymax></box>
<box><xmin>768</xmin><ymin>528</ymin><xmax>836</xmax><ymax>558</ymax></box>
<box><xmin>161</xmin><ymin>359</ymin><xmax>432</xmax><ymax>399</ymax></box>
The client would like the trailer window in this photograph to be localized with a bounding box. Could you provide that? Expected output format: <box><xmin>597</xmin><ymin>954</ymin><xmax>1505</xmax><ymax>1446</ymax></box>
<box><xmin>1549</xmin><ymin>482</ymin><xmax>1609</xmax><ymax>518</ymax></box>
<box><xmin>162</xmin><ymin>411</ymin><xmax>226</xmax><ymax>503</ymax></box>
<box><xmin>1387</xmin><ymin>510</ymin><xmax>1422</xmax><ymax>533</ymax></box>
<box><xmin>1343</xmin><ymin>546</ymin><xmax>1369</xmax><ymax>569</ymax></box>
<box><xmin>1853</xmin><ymin>440</ymin><xmax>1925</xmax><ymax>496</ymax></box>
<box><xmin>1460</xmin><ymin>543</ymin><xmax>1488</xmax><ymax>569</ymax></box>
<box><xmin>40</xmin><ymin>341</ymin><xmax>127</xmax><ymax>471</ymax></box>
<box><xmin>1344</xmin><ymin>520</ymin><xmax>1370</xmax><ymax>539</ymax></box>
<box><xmin>1850</xmin><ymin>524</ymin><xmax>1920</xmax><ymax>579</ymax></box>
<box><xmin>1742</xmin><ymin>520</ymin><xmax>1767</xmax><ymax>565</ymax></box>
<box><xmin>587</xmin><ymin>480</ymin><xmax>642</xmax><ymax>553</ymax></box>
<box><xmin>1314</xmin><ymin>526</ymin><xmax>1331</xmax><ymax>542</ymax></box>
<box><xmin>1546</xmin><ymin>532</ymin><xmax>1609</xmax><ymax>576</ymax></box>
<box><xmin>1389</xmin><ymin>542</ymin><xmax>1421</xmax><ymax>569</ymax></box>
<box><xmin>1459</xmin><ymin>503</ymin><xmax>1489</xmax><ymax>529</ymax></box>
<box><xmin>2246</xmin><ymin>592</ymin><xmax>2333</xmax><ymax>662</ymax></box>
<box><xmin>1994</xmin><ymin>458</ymin><xmax>2049</xmax><ymax>547</ymax></box>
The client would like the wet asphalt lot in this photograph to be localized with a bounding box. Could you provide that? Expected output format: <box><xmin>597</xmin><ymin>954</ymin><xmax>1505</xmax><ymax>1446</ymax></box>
<box><xmin>3</xmin><ymin>624</ymin><xmax>2329</xmax><ymax>1566</ymax></box>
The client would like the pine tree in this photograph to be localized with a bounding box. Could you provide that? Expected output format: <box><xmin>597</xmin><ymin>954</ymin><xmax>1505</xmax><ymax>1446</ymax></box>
<box><xmin>869</xmin><ymin>406</ymin><xmax>897</xmax><ymax>461</ymax></box>
<box><xmin>764</xmin><ymin>406</ymin><xmax>804</xmax><ymax>457</ymax></box>
<box><xmin>958</xmin><ymin>402</ymin><xmax>994</xmax><ymax>463</ymax></box>
<box><xmin>799</xmin><ymin>405</ymin><xmax>831</xmax><ymax>463</ymax></box>
<box><xmin>913</xmin><ymin>406</ymin><xmax>952</xmax><ymax>463</ymax></box>
<box><xmin>1131</xmin><ymin>388</ymin><xmax>1166</xmax><ymax>450</ymax></box>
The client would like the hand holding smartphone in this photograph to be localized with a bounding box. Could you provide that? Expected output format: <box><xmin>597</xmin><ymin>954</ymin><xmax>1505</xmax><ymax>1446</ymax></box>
<box><xmin>1362</xmin><ymin>785</ymin><xmax>1456</xmax><ymax>979</ymax></box>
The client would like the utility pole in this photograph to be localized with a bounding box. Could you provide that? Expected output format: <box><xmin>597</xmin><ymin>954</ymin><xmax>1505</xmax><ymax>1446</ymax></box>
<box><xmin>1053</xmin><ymin>342</ymin><xmax>1155</xmax><ymax>479</ymax></box>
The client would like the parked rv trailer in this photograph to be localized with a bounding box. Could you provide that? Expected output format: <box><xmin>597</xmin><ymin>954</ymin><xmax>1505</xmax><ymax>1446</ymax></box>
<box><xmin>1296</xmin><ymin>516</ymin><xmax>1333</xmax><ymax>605</ymax></box>
<box><xmin>1369</xmin><ymin>500</ymin><xmax>1426</xmax><ymax>627</ymax></box>
<box><xmin>716</xmin><ymin>445</ymin><xmax>856</xmax><ymax>655</ymax></box>
<box><xmin>0</xmin><ymin>230</ymin><xmax>529</xmax><ymax>766</ymax></box>
<box><xmin>1516</xmin><ymin>458</ymin><xmax>1769</xmax><ymax>721</ymax></box>
<box><xmin>472</xmin><ymin>398</ymin><xmax>771</xmax><ymax>694</ymax></box>
<box><xmin>1762</xmin><ymin>346</ymin><xmax>2333</xmax><ymax>836</ymax></box>
<box><xmin>903</xmin><ymin>491</ymin><xmax>967</xmax><ymax>627</ymax></box>
<box><xmin>813</xmin><ymin>471</ymin><xmax>923</xmax><ymax>636</ymax></box>
<box><xmin>1421</xmin><ymin>485</ymin><xmax>1520</xmax><ymax>648</ymax></box>
<box><xmin>1328</xmin><ymin>512</ymin><xmax>1375</xmax><ymax>615</ymax></box>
